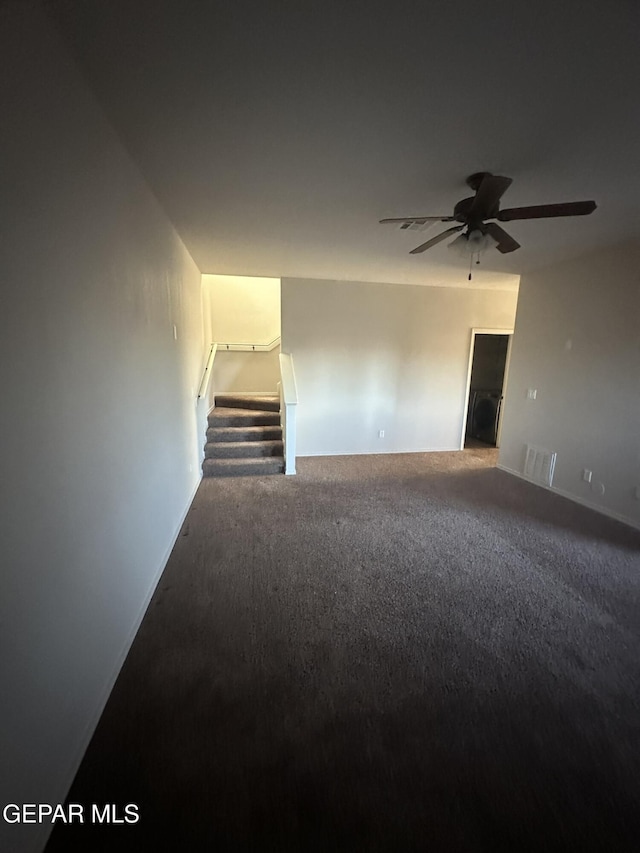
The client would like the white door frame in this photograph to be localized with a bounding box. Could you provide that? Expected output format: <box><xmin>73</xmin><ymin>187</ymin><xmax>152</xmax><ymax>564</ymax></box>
<box><xmin>460</xmin><ymin>327</ymin><xmax>514</xmax><ymax>451</ymax></box>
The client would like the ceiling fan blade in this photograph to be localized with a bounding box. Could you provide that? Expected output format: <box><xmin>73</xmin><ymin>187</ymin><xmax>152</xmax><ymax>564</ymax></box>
<box><xmin>468</xmin><ymin>174</ymin><xmax>513</xmax><ymax>220</ymax></box>
<box><xmin>379</xmin><ymin>216</ymin><xmax>453</xmax><ymax>225</ymax></box>
<box><xmin>485</xmin><ymin>222</ymin><xmax>521</xmax><ymax>254</ymax></box>
<box><xmin>497</xmin><ymin>200</ymin><xmax>596</xmax><ymax>221</ymax></box>
<box><xmin>410</xmin><ymin>225</ymin><xmax>464</xmax><ymax>254</ymax></box>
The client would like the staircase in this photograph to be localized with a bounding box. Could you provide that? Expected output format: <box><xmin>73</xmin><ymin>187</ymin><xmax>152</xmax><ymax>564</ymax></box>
<box><xmin>203</xmin><ymin>395</ymin><xmax>284</xmax><ymax>477</ymax></box>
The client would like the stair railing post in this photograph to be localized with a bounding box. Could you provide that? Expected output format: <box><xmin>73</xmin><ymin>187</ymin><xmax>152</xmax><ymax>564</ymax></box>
<box><xmin>278</xmin><ymin>353</ymin><xmax>298</xmax><ymax>475</ymax></box>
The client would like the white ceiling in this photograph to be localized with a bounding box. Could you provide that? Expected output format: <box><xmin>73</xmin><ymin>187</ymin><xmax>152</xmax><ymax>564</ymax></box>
<box><xmin>48</xmin><ymin>0</ymin><xmax>640</xmax><ymax>290</ymax></box>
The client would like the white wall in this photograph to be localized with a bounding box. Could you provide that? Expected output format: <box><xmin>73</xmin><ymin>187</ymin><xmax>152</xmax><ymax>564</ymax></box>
<box><xmin>199</xmin><ymin>283</ymin><xmax>216</xmax><ymax>409</ymax></box>
<box><xmin>203</xmin><ymin>274</ymin><xmax>280</xmax><ymax>342</ymax></box>
<box><xmin>498</xmin><ymin>241</ymin><xmax>640</xmax><ymax>529</ymax></box>
<box><xmin>212</xmin><ymin>349</ymin><xmax>281</xmax><ymax>394</ymax></box>
<box><xmin>0</xmin><ymin>5</ymin><xmax>206</xmax><ymax>851</ymax></box>
<box><xmin>281</xmin><ymin>278</ymin><xmax>518</xmax><ymax>456</ymax></box>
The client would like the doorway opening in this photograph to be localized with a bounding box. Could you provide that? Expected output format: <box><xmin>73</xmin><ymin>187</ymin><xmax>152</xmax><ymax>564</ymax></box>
<box><xmin>461</xmin><ymin>328</ymin><xmax>513</xmax><ymax>450</ymax></box>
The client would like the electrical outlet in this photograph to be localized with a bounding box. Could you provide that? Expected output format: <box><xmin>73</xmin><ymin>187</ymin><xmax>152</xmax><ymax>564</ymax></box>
<box><xmin>378</xmin><ymin>430</ymin><xmax>385</xmax><ymax>438</ymax></box>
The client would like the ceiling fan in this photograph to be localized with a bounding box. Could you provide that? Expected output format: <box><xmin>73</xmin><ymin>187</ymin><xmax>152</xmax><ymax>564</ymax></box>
<box><xmin>380</xmin><ymin>172</ymin><xmax>597</xmax><ymax>256</ymax></box>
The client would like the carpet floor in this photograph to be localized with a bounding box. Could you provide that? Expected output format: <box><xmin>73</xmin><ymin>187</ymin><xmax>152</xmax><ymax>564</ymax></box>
<box><xmin>46</xmin><ymin>449</ymin><xmax>640</xmax><ymax>852</ymax></box>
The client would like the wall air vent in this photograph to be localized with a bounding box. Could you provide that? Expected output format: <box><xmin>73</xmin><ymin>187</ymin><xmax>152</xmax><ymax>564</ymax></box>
<box><xmin>524</xmin><ymin>444</ymin><xmax>556</xmax><ymax>487</ymax></box>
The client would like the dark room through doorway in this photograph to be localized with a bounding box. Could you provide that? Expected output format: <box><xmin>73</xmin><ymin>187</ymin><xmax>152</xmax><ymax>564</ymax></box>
<box><xmin>464</xmin><ymin>332</ymin><xmax>511</xmax><ymax>449</ymax></box>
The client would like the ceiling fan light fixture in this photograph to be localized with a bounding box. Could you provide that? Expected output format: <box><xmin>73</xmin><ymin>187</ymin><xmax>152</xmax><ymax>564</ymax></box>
<box><xmin>447</xmin><ymin>229</ymin><xmax>498</xmax><ymax>257</ymax></box>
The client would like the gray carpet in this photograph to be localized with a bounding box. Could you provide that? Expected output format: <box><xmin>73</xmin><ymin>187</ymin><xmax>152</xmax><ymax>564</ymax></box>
<box><xmin>47</xmin><ymin>449</ymin><xmax>640</xmax><ymax>852</ymax></box>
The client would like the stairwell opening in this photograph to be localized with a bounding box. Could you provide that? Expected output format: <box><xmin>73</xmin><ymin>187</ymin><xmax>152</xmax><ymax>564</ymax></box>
<box><xmin>202</xmin><ymin>274</ymin><xmax>281</xmax><ymax>397</ymax></box>
<box><xmin>200</xmin><ymin>274</ymin><xmax>284</xmax><ymax>476</ymax></box>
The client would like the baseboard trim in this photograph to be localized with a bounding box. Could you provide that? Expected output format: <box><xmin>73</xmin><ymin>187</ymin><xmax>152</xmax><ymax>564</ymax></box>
<box><xmin>299</xmin><ymin>446</ymin><xmax>461</xmax><ymax>457</ymax></box>
<box><xmin>43</xmin><ymin>472</ymin><xmax>203</xmax><ymax>850</ymax></box>
<box><xmin>497</xmin><ymin>464</ymin><xmax>640</xmax><ymax>532</ymax></box>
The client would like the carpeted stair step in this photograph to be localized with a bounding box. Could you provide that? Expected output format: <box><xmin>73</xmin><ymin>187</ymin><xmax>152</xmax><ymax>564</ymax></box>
<box><xmin>214</xmin><ymin>394</ymin><xmax>280</xmax><ymax>412</ymax></box>
<box><xmin>205</xmin><ymin>440</ymin><xmax>284</xmax><ymax>459</ymax></box>
<box><xmin>208</xmin><ymin>407</ymin><xmax>280</xmax><ymax>428</ymax></box>
<box><xmin>204</xmin><ymin>392</ymin><xmax>284</xmax><ymax>477</ymax></box>
<box><xmin>206</xmin><ymin>425</ymin><xmax>282</xmax><ymax>443</ymax></box>
<box><xmin>202</xmin><ymin>457</ymin><xmax>285</xmax><ymax>477</ymax></box>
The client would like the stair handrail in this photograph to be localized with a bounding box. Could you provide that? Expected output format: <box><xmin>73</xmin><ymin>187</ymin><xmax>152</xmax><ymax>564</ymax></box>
<box><xmin>279</xmin><ymin>352</ymin><xmax>298</xmax><ymax>475</ymax></box>
<box><xmin>197</xmin><ymin>343</ymin><xmax>218</xmax><ymax>400</ymax></box>
<box><xmin>198</xmin><ymin>336</ymin><xmax>280</xmax><ymax>400</ymax></box>
<box><xmin>215</xmin><ymin>336</ymin><xmax>280</xmax><ymax>353</ymax></box>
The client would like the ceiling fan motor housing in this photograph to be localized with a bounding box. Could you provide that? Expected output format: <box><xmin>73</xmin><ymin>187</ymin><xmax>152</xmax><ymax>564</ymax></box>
<box><xmin>456</xmin><ymin>173</ymin><xmax>503</xmax><ymax>225</ymax></box>
<box><xmin>453</xmin><ymin>196</ymin><xmax>498</xmax><ymax>227</ymax></box>
<box><xmin>453</xmin><ymin>196</ymin><xmax>500</xmax><ymax>232</ymax></box>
